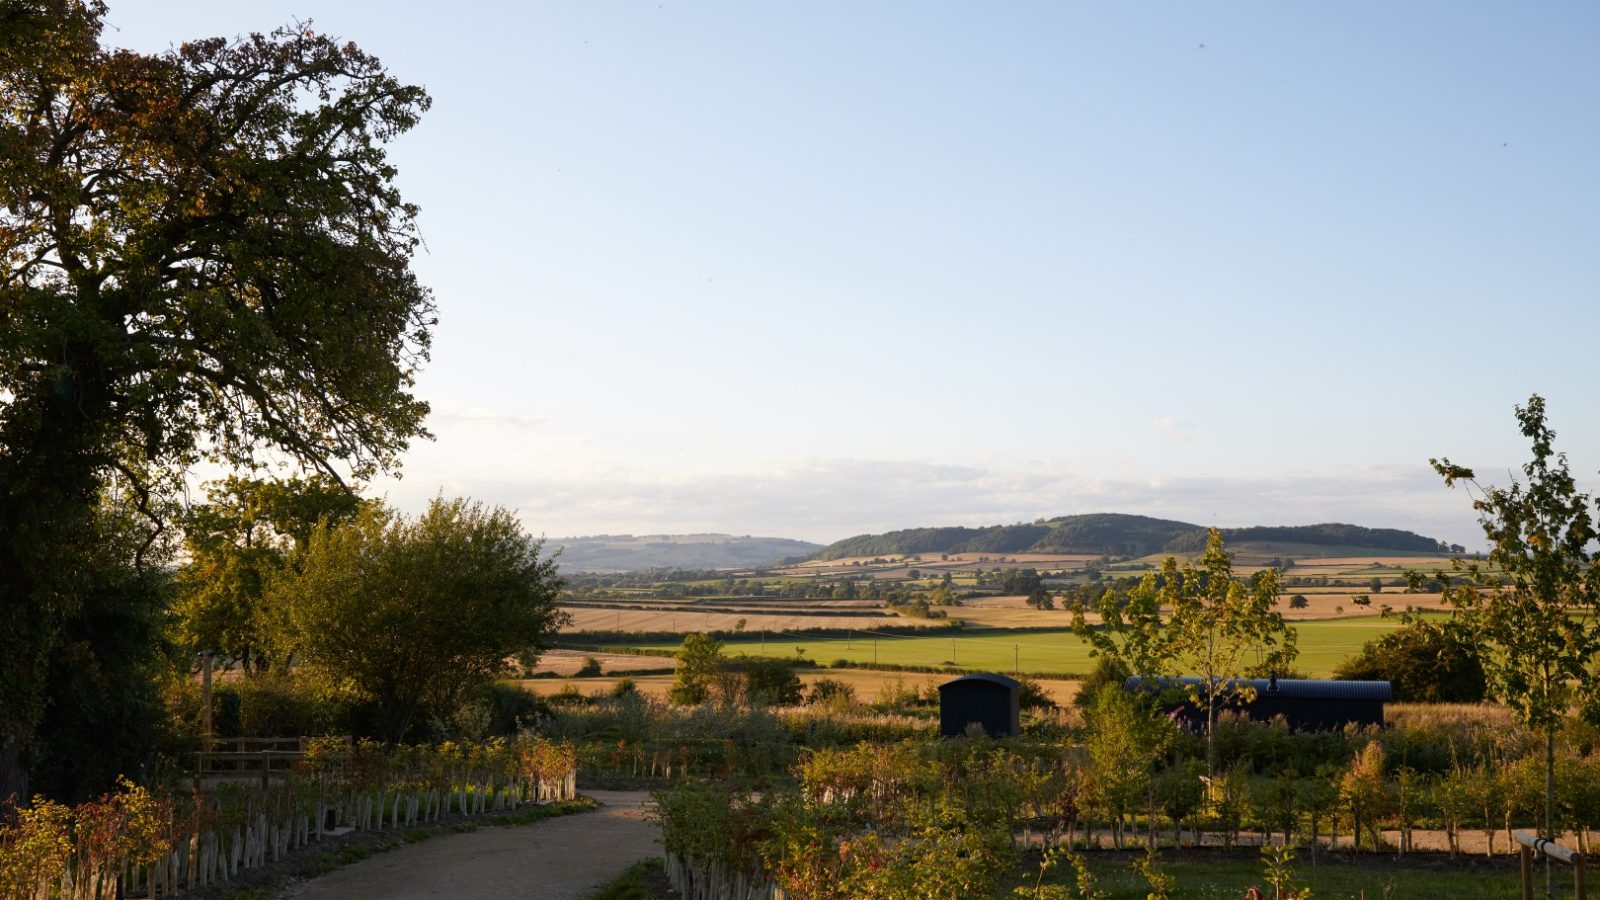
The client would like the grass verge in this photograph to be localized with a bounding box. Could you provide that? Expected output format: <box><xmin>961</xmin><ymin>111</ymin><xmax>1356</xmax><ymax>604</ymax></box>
<box><xmin>583</xmin><ymin>857</ymin><xmax>673</xmax><ymax>900</ymax></box>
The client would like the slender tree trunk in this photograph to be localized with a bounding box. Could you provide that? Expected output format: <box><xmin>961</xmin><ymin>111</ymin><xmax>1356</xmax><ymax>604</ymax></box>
<box><xmin>1149</xmin><ymin>787</ymin><xmax>1159</xmax><ymax>850</ymax></box>
<box><xmin>1546</xmin><ymin>724</ymin><xmax>1556</xmax><ymax>900</ymax></box>
<box><xmin>1206</xmin><ymin>702</ymin><xmax>1217</xmax><ymax>779</ymax></box>
<box><xmin>1310</xmin><ymin>812</ymin><xmax>1319</xmax><ymax>864</ymax></box>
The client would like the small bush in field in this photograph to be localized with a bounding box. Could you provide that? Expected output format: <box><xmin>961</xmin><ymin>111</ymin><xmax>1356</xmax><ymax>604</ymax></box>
<box><xmin>808</xmin><ymin>678</ymin><xmax>857</xmax><ymax>708</ymax></box>
<box><xmin>1016</xmin><ymin>676</ymin><xmax>1057</xmax><ymax>710</ymax></box>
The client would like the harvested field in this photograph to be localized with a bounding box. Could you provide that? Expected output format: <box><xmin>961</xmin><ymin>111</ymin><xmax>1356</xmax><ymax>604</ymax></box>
<box><xmin>559</xmin><ymin>606</ymin><xmax>914</xmax><ymax>633</ymax></box>
<box><xmin>1289</xmin><ymin>554</ymin><xmax>1459</xmax><ymax>574</ymax></box>
<box><xmin>951</xmin><ymin>598</ymin><xmax>1081</xmax><ymax>629</ymax></box>
<box><xmin>534</xmin><ymin>649</ymin><xmax>677</xmax><ymax>675</ymax></box>
<box><xmin>514</xmin><ymin>667</ymin><xmax>1082</xmax><ymax>707</ymax></box>
<box><xmin>1277</xmin><ymin>590</ymin><xmax>1452</xmax><ymax>618</ymax></box>
<box><xmin>523</xmin><ymin>674</ymin><xmax>677</xmax><ymax>699</ymax></box>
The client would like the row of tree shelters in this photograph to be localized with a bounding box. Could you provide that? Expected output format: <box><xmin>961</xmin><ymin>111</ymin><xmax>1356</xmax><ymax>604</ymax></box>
<box><xmin>1123</xmin><ymin>676</ymin><xmax>1393</xmax><ymax>731</ymax></box>
<box><xmin>939</xmin><ymin>672</ymin><xmax>1022</xmax><ymax>738</ymax></box>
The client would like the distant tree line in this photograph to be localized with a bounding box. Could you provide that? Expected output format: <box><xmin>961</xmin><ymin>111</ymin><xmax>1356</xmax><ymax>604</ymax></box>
<box><xmin>1165</xmin><ymin>524</ymin><xmax>1462</xmax><ymax>555</ymax></box>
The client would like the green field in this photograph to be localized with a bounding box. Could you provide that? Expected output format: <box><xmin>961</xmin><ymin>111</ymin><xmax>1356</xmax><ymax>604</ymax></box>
<box><xmin>625</xmin><ymin>615</ymin><xmax>1421</xmax><ymax>677</ymax></box>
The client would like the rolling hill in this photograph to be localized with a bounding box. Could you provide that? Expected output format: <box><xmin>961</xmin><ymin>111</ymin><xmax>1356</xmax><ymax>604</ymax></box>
<box><xmin>551</xmin><ymin>533</ymin><xmax>823</xmax><ymax>573</ymax></box>
<box><xmin>812</xmin><ymin>514</ymin><xmax>1452</xmax><ymax>561</ymax></box>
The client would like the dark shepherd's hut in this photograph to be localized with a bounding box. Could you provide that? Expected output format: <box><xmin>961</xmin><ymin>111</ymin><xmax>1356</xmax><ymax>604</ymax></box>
<box><xmin>939</xmin><ymin>672</ymin><xmax>1021</xmax><ymax>738</ymax></box>
<box><xmin>1123</xmin><ymin>675</ymin><xmax>1392</xmax><ymax>731</ymax></box>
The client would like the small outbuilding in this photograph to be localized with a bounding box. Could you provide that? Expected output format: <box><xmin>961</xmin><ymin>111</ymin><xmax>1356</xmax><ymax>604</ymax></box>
<box><xmin>1122</xmin><ymin>676</ymin><xmax>1392</xmax><ymax>731</ymax></box>
<box><xmin>939</xmin><ymin>672</ymin><xmax>1021</xmax><ymax>738</ymax></box>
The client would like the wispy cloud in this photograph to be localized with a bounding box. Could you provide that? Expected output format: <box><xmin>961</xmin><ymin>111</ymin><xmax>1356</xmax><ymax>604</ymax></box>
<box><xmin>430</xmin><ymin>409</ymin><xmax>550</xmax><ymax>431</ymax></box>
<box><xmin>1152</xmin><ymin>416</ymin><xmax>1195</xmax><ymax>443</ymax></box>
<box><xmin>374</xmin><ymin>456</ymin><xmax>1485</xmax><ymax>549</ymax></box>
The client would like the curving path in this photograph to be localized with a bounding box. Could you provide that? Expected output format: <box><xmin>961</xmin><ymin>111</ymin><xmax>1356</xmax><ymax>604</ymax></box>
<box><xmin>281</xmin><ymin>790</ymin><xmax>659</xmax><ymax>900</ymax></box>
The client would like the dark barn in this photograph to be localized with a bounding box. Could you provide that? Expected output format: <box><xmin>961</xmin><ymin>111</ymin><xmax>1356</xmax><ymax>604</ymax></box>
<box><xmin>1123</xmin><ymin>676</ymin><xmax>1392</xmax><ymax>731</ymax></box>
<box><xmin>939</xmin><ymin>672</ymin><xmax>1021</xmax><ymax>738</ymax></box>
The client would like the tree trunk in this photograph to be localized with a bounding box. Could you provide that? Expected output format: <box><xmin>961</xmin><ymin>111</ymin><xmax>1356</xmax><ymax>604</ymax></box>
<box><xmin>1310</xmin><ymin>812</ymin><xmax>1320</xmax><ymax>864</ymax></box>
<box><xmin>1545</xmin><ymin>724</ymin><xmax>1556</xmax><ymax>900</ymax></box>
<box><xmin>1206</xmin><ymin>701</ymin><xmax>1217</xmax><ymax>780</ymax></box>
<box><xmin>1149</xmin><ymin>788</ymin><xmax>1159</xmax><ymax>849</ymax></box>
<box><xmin>0</xmin><ymin>727</ymin><xmax>27</xmax><ymax>804</ymax></box>
<box><xmin>0</xmin><ymin>368</ymin><xmax>115</xmax><ymax>799</ymax></box>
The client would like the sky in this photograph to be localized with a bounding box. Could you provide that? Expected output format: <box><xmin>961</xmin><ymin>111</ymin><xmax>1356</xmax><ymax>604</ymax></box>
<box><xmin>104</xmin><ymin>2</ymin><xmax>1600</xmax><ymax>548</ymax></box>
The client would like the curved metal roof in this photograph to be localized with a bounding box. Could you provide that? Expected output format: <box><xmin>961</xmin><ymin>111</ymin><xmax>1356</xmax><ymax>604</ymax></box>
<box><xmin>940</xmin><ymin>672</ymin><xmax>1022</xmax><ymax>691</ymax></box>
<box><xmin>1123</xmin><ymin>676</ymin><xmax>1392</xmax><ymax>702</ymax></box>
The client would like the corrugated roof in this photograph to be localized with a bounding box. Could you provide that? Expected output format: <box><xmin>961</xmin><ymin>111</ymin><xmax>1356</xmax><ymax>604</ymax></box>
<box><xmin>940</xmin><ymin>672</ymin><xmax>1022</xmax><ymax>691</ymax></box>
<box><xmin>1123</xmin><ymin>676</ymin><xmax>1392</xmax><ymax>702</ymax></box>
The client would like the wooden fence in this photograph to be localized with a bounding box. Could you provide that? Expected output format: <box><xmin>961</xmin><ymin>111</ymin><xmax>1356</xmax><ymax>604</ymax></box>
<box><xmin>192</xmin><ymin>736</ymin><xmax>351</xmax><ymax>788</ymax></box>
<box><xmin>0</xmin><ymin>737</ymin><xmax>578</xmax><ymax>900</ymax></box>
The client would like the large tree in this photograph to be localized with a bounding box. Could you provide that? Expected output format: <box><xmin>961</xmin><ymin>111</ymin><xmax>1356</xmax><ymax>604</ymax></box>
<box><xmin>174</xmin><ymin>475</ymin><xmax>365</xmax><ymax>673</ymax></box>
<box><xmin>1</xmin><ymin>1</ymin><xmax>433</xmax><ymax>795</ymax></box>
<box><xmin>1429</xmin><ymin>394</ymin><xmax>1600</xmax><ymax>895</ymax></box>
<box><xmin>267</xmin><ymin>499</ymin><xmax>566</xmax><ymax>744</ymax></box>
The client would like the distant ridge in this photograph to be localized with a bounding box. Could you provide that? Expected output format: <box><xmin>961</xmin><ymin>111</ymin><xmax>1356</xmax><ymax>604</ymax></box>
<box><xmin>812</xmin><ymin>514</ymin><xmax>1452</xmax><ymax>561</ymax></box>
<box><xmin>551</xmin><ymin>533</ymin><xmax>823</xmax><ymax>573</ymax></box>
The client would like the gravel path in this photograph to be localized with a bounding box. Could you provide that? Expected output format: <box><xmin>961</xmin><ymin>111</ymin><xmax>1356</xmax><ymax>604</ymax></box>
<box><xmin>281</xmin><ymin>791</ymin><xmax>659</xmax><ymax>900</ymax></box>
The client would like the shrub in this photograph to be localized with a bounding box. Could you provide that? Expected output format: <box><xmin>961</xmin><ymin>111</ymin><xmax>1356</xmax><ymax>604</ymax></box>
<box><xmin>1016</xmin><ymin>676</ymin><xmax>1057</xmax><ymax>711</ymax></box>
<box><xmin>548</xmin><ymin>685</ymin><xmax>590</xmax><ymax>707</ymax></box>
<box><xmin>1073</xmin><ymin>655</ymin><xmax>1131</xmax><ymax>710</ymax></box>
<box><xmin>477</xmin><ymin>681</ymin><xmax>547</xmax><ymax>735</ymax></box>
<box><xmin>807</xmin><ymin>678</ymin><xmax>857</xmax><ymax>708</ymax></box>
<box><xmin>1334</xmin><ymin>622</ymin><xmax>1487</xmax><ymax>703</ymax></box>
<box><xmin>576</xmin><ymin>656</ymin><xmax>604</xmax><ymax>677</ymax></box>
<box><xmin>202</xmin><ymin>673</ymin><xmax>355</xmax><ymax>739</ymax></box>
<box><xmin>741</xmin><ymin>657</ymin><xmax>804</xmax><ymax>706</ymax></box>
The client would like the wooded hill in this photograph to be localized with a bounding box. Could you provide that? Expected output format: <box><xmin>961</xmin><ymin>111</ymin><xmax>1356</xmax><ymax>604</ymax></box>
<box><xmin>812</xmin><ymin>513</ymin><xmax>1453</xmax><ymax>560</ymax></box>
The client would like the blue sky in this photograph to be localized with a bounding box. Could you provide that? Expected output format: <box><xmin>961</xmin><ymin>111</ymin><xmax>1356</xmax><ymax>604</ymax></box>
<box><xmin>106</xmin><ymin>2</ymin><xmax>1600</xmax><ymax>546</ymax></box>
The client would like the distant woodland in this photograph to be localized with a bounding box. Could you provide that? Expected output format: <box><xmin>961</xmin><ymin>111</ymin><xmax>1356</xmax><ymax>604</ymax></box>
<box><xmin>813</xmin><ymin>513</ymin><xmax>1459</xmax><ymax>561</ymax></box>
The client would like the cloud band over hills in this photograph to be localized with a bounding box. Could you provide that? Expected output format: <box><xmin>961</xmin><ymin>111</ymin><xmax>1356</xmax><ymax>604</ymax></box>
<box><xmin>377</xmin><ymin>456</ymin><xmax>1486</xmax><ymax>550</ymax></box>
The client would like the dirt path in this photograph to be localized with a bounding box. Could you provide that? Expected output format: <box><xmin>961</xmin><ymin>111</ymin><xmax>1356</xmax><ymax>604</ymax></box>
<box><xmin>281</xmin><ymin>791</ymin><xmax>659</xmax><ymax>900</ymax></box>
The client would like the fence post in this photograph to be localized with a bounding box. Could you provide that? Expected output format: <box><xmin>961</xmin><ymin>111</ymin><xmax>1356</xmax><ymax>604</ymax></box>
<box><xmin>1522</xmin><ymin>846</ymin><xmax>1535</xmax><ymax>900</ymax></box>
<box><xmin>1577</xmin><ymin>854</ymin><xmax>1587</xmax><ymax>900</ymax></box>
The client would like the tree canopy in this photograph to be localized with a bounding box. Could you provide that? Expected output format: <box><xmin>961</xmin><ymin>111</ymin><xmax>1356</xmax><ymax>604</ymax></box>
<box><xmin>1</xmin><ymin>1</ymin><xmax>434</xmax><ymax>794</ymax></box>
<box><xmin>267</xmin><ymin>498</ymin><xmax>565</xmax><ymax>744</ymax></box>
<box><xmin>174</xmin><ymin>475</ymin><xmax>366</xmax><ymax>672</ymax></box>
<box><xmin>670</xmin><ymin>633</ymin><xmax>729</xmax><ymax>706</ymax></box>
